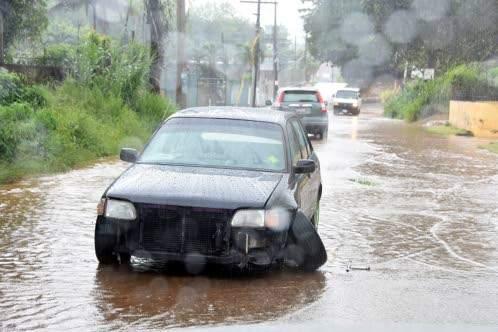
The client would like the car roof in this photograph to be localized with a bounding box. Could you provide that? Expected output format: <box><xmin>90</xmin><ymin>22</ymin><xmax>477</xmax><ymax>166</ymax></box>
<box><xmin>169</xmin><ymin>106</ymin><xmax>298</xmax><ymax>126</ymax></box>
<box><xmin>279</xmin><ymin>86</ymin><xmax>318</xmax><ymax>92</ymax></box>
<box><xmin>337</xmin><ymin>87</ymin><xmax>360</xmax><ymax>92</ymax></box>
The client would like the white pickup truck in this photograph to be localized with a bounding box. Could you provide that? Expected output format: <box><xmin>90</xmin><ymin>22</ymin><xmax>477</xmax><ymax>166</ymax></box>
<box><xmin>332</xmin><ymin>88</ymin><xmax>362</xmax><ymax>116</ymax></box>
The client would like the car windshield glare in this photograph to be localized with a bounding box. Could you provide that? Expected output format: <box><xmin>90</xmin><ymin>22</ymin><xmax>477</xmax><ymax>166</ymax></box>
<box><xmin>336</xmin><ymin>91</ymin><xmax>358</xmax><ymax>99</ymax></box>
<box><xmin>283</xmin><ymin>91</ymin><xmax>319</xmax><ymax>103</ymax></box>
<box><xmin>139</xmin><ymin>118</ymin><xmax>286</xmax><ymax>172</ymax></box>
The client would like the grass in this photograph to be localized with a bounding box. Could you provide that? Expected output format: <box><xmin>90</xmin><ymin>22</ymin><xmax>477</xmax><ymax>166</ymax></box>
<box><xmin>383</xmin><ymin>64</ymin><xmax>497</xmax><ymax>122</ymax></box>
<box><xmin>0</xmin><ymin>32</ymin><xmax>176</xmax><ymax>184</ymax></box>
<box><xmin>348</xmin><ymin>178</ymin><xmax>377</xmax><ymax>187</ymax></box>
<box><xmin>0</xmin><ymin>84</ymin><xmax>175</xmax><ymax>184</ymax></box>
<box><xmin>425</xmin><ymin>125</ymin><xmax>470</xmax><ymax>136</ymax></box>
<box><xmin>481</xmin><ymin>142</ymin><xmax>498</xmax><ymax>154</ymax></box>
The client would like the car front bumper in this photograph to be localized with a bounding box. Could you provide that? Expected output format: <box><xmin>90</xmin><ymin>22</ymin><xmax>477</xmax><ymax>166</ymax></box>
<box><xmin>95</xmin><ymin>216</ymin><xmax>285</xmax><ymax>268</ymax></box>
<box><xmin>333</xmin><ymin>105</ymin><xmax>359</xmax><ymax>113</ymax></box>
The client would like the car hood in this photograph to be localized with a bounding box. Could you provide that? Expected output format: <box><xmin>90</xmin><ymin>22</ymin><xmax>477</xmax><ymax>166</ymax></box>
<box><xmin>106</xmin><ymin>164</ymin><xmax>283</xmax><ymax>210</ymax></box>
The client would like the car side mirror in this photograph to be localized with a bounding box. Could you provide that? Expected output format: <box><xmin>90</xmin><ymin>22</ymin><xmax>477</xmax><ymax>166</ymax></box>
<box><xmin>120</xmin><ymin>148</ymin><xmax>138</xmax><ymax>163</ymax></box>
<box><xmin>294</xmin><ymin>159</ymin><xmax>316</xmax><ymax>174</ymax></box>
<box><xmin>265</xmin><ymin>100</ymin><xmax>272</xmax><ymax>106</ymax></box>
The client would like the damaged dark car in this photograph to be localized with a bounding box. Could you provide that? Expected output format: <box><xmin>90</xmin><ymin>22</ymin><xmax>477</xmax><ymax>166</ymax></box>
<box><xmin>95</xmin><ymin>107</ymin><xmax>327</xmax><ymax>272</ymax></box>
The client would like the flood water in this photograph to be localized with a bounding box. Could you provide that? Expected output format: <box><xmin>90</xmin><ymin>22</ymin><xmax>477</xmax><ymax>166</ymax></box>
<box><xmin>1</xmin><ymin>104</ymin><xmax>497</xmax><ymax>331</ymax></box>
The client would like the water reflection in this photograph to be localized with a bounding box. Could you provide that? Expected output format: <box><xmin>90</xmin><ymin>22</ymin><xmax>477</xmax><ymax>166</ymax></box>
<box><xmin>93</xmin><ymin>265</ymin><xmax>326</xmax><ymax>329</ymax></box>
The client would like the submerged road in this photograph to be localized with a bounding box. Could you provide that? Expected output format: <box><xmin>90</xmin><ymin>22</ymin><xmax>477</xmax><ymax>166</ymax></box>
<box><xmin>0</xmin><ymin>104</ymin><xmax>497</xmax><ymax>331</ymax></box>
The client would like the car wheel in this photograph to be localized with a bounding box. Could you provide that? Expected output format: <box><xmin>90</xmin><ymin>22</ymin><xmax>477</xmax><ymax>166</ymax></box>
<box><xmin>95</xmin><ymin>235</ymin><xmax>118</xmax><ymax>264</ymax></box>
<box><xmin>322</xmin><ymin>129</ymin><xmax>328</xmax><ymax>141</ymax></box>
<box><xmin>287</xmin><ymin>212</ymin><xmax>327</xmax><ymax>272</ymax></box>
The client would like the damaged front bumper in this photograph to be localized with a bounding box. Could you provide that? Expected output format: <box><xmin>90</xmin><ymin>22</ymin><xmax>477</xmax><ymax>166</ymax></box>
<box><xmin>95</xmin><ymin>216</ymin><xmax>286</xmax><ymax>269</ymax></box>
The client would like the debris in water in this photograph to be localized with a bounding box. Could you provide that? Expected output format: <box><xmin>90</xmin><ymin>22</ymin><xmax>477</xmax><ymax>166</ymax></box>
<box><xmin>346</xmin><ymin>261</ymin><xmax>371</xmax><ymax>272</ymax></box>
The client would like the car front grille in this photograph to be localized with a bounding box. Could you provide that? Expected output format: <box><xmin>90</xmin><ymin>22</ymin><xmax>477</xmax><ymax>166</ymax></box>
<box><xmin>138</xmin><ymin>204</ymin><xmax>232</xmax><ymax>256</ymax></box>
<box><xmin>337</xmin><ymin>103</ymin><xmax>354</xmax><ymax>109</ymax></box>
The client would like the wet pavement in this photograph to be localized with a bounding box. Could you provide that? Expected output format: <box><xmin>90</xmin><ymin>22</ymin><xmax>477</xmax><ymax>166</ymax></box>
<box><xmin>1</xmin><ymin>104</ymin><xmax>498</xmax><ymax>331</ymax></box>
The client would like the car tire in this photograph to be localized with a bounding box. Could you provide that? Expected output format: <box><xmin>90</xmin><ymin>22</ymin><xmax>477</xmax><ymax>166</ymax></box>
<box><xmin>322</xmin><ymin>129</ymin><xmax>328</xmax><ymax>141</ymax></box>
<box><xmin>95</xmin><ymin>234</ymin><xmax>118</xmax><ymax>264</ymax></box>
<box><xmin>287</xmin><ymin>212</ymin><xmax>327</xmax><ymax>272</ymax></box>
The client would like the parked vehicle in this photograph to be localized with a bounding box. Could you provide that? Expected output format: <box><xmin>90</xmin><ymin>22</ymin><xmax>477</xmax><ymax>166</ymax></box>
<box><xmin>273</xmin><ymin>87</ymin><xmax>329</xmax><ymax>140</ymax></box>
<box><xmin>332</xmin><ymin>88</ymin><xmax>362</xmax><ymax>116</ymax></box>
<box><xmin>95</xmin><ymin>107</ymin><xmax>327</xmax><ymax>272</ymax></box>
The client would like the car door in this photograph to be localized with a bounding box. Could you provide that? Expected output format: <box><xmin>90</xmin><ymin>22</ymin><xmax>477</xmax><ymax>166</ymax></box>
<box><xmin>286</xmin><ymin>120</ymin><xmax>306</xmax><ymax>216</ymax></box>
<box><xmin>287</xmin><ymin>119</ymin><xmax>315</xmax><ymax>219</ymax></box>
<box><xmin>299</xmin><ymin>123</ymin><xmax>322</xmax><ymax>216</ymax></box>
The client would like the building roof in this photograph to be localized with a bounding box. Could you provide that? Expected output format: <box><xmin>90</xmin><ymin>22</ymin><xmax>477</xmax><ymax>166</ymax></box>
<box><xmin>170</xmin><ymin>106</ymin><xmax>297</xmax><ymax>126</ymax></box>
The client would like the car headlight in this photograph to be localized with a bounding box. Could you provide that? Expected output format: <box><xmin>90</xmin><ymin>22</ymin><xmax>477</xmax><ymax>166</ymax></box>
<box><xmin>231</xmin><ymin>210</ymin><xmax>265</xmax><ymax>228</ymax></box>
<box><xmin>333</xmin><ymin>101</ymin><xmax>339</xmax><ymax>106</ymax></box>
<box><xmin>104</xmin><ymin>199</ymin><xmax>137</xmax><ymax>220</ymax></box>
<box><xmin>231</xmin><ymin>208</ymin><xmax>291</xmax><ymax>231</ymax></box>
<box><xmin>352</xmin><ymin>102</ymin><xmax>358</xmax><ymax>107</ymax></box>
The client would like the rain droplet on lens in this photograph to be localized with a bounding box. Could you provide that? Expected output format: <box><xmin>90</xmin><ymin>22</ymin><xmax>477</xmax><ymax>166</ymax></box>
<box><xmin>384</xmin><ymin>10</ymin><xmax>418</xmax><ymax>44</ymax></box>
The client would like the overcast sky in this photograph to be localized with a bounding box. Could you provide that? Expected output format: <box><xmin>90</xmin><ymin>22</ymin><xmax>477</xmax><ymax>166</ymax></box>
<box><xmin>189</xmin><ymin>0</ymin><xmax>308</xmax><ymax>41</ymax></box>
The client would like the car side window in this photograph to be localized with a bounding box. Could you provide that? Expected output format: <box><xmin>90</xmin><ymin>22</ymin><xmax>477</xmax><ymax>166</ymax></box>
<box><xmin>297</xmin><ymin>121</ymin><xmax>313</xmax><ymax>156</ymax></box>
<box><xmin>287</xmin><ymin>122</ymin><xmax>301</xmax><ymax>166</ymax></box>
<box><xmin>291</xmin><ymin>120</ymin><xmax>309</xmax><ymax>159</ymax></box>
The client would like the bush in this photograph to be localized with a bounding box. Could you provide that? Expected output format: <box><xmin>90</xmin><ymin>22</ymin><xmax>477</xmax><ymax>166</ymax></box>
<box><xmin>0</xmin><ymin>70</ymin><xmax>24</xmax><ymax>105</ymax></box>
<box><xmin>0</xmin><ymin>70</ymin><xmax>50</xmax><ymax>107</ymax></box>
<box><xmin>0</xmin><ymin>32</ymin><xmax>176</xmax><ymax>184</ymax></box>
<box><xmin>35</xmin><ymin>43</ymin><xmax>75</xmax><ymax>67</ymax></box>
<box><xmin>73</xmin><ymin>32</ymin><xmax>151</xmax><ymax>102</ymax></box>
<box><xmin>383</xmin><ymin>64</ymin><xmax>496</xmax><ymax>122</ymax></box>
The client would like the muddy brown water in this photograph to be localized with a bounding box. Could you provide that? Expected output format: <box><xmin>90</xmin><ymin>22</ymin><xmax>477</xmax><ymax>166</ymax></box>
<box><xmin>1</xmin><ymin>104</ymin><xmax>497</xmax><ymax>331</ymax></box>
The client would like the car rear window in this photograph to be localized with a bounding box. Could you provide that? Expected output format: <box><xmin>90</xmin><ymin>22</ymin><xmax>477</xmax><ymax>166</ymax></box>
<box><xmin>139</xmin><ymin>118</ymin><xmax>286</xmax><ymax>172</ymax></box>
<box><xmin>282</xmin><ymin>91</ymin><xmax>319</xmax><ymax>103</ymax></box>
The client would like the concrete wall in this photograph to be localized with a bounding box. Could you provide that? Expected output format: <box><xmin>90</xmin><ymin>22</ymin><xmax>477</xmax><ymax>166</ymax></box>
<box><xmin>449</xmin><ymin>101</ymin><xmax>498</xmax><ymax>138</ymax></box>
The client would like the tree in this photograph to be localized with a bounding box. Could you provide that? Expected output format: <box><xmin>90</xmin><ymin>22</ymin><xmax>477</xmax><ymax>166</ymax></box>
<box><xmin>145</xmin><ymin>0</ymin><xmax>171</xmax><ymax>93</ymax></box>
<box><xmin>303</xmin><ymin>0</ymin><xmax>498</xmax><ymax>79</ymax></box>
<box><xmin>0</xmin><ymin>0</ymin><xmax>48</xmax><ymax>57</ymax></box>
<box><xmin>187</xmin><ymin>1</ymin><xmax>253</xmax><ymax>67</ymax></box>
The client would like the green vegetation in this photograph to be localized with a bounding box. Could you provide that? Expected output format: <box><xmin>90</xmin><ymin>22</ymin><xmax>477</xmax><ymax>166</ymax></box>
<box><xmin>348</xmin><ymin>178</ymin><xmax>377</xmax><ymax>187</ymax></box>
<box><xmin>482</xmin><ymin>142</ymin><xmax>498</xmax><ymax>155</ymax></box>
<box><xmin>383</xmin><ymin>65</ymin><xmax>497</xmax><ymax>122</ymax></box>
<box><xmin>303</xmin><ymin>0</ymin><xmax>498</xmax><ymax>74</ymax></box>
<box><xmin>1</xmin><ymin>0</ymin><xmax>48</xmax><ymax>52</ymax></box>
<box><xmin>425</xmin><ymin>125</ymin><xmax>470</xmax><ymax>137</ymax></box>
<box><xmin>0</xmin><ymin>33</ymin><xmax>175</xmax><ymax>184</ymax></box>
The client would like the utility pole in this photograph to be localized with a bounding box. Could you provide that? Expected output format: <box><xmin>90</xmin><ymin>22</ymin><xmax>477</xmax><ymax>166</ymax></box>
<box><xmin>272</xmin><ymin>2</ymin><xmax>278</xmax><ymax>99</ymax></box>
<box><xmin>0</xmin><ymin>9</ymin><xmax>4</xmax><ymax>64</ymax></box>
<box><xmin>176</xmin><ymin>0</ymin><xmax>186</xmax><ymax>108</ymax></box>
<box><xmin>251</xmin><ymin>0</ymin><xmax>261</xmax><ymax>107</ymax></box>
<box><xmin>241</xmin><ymin>1</ymin><xmax>278</xmax><ymax>106</ymax></box>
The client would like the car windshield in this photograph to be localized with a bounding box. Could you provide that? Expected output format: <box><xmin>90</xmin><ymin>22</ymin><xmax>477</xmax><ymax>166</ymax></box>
<box><xmin>282</xmin><ymin>91</ymin><xmax>319</xmax><ymax>102</ymax></box>
<box><xmin>335</xmin><ymin>90</ymin><xmax>358</xmax><ymax>99</ymax></box>
<box><xmin>139</xmin><ymin>118</ymin><xmax>286</xmax><ymax>172</ymax></box>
